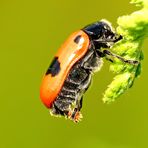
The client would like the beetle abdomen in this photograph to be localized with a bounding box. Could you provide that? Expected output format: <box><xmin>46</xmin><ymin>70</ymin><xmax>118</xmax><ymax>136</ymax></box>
<box><xmin>50</xmin><ymin>49</ymin><xmax>103</xmax><ymax>122</ymax></box>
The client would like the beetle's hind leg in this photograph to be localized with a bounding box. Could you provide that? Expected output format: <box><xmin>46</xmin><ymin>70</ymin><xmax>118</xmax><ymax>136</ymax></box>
<box><xmin>50</xmin><ymin>103</ymin><xmax>65</xmax><ymax>117</ymax></box>
<box><xmin>68</xmin><ymin>97</ymin><xmax>83</xmax><ymax>122</ymax></box>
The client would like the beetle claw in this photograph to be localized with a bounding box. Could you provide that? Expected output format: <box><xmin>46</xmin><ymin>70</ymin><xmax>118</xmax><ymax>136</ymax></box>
<box><xmin>67</xmin><ymin>110</ymin><xmax>83</xmax><ymax>123</ymax></box>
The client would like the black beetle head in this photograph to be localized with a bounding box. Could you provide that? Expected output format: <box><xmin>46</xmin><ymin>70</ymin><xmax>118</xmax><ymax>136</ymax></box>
<box><xmin>82</xmin><ymin>20</ymin><xmax>122</xmax><ymax>47</ymax></box>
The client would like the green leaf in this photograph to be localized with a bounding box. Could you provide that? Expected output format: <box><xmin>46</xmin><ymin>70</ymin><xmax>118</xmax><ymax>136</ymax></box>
<box><xmin>103</xmin><ymin>0</ymin><xmax>148</xmax><ymax>103</ymax></box>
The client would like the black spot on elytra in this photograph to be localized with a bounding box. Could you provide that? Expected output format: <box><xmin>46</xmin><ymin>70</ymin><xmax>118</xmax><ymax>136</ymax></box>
<box><xmin>74</xmin><ymin>35</ymin><xmax>82</xmax><ymax>44</ymax></box>
<box><xmin>46</xmin><ymin>57</ymin><xmax>61</xmax><ymax>76</ymax></box>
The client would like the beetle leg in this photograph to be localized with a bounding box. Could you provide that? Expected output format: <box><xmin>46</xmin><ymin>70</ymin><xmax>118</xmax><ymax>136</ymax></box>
<box><xmin>80</xmin><ymin>49</ymin><xmax>103</xmax><ymax>72</ymax></box>
<box><xmin>80</xmin><ymin>49</ymin><xmax>94</xmax><ymax>69</ymax></box>
<box><xmin>94</xmin><ymin>35</ymin><xmax>122</xmax><ymax>43</ymax></box>
<box><xmin>103</xmin><ymin>49</ymin><xmax>139</xmax><ymax>65</ymax></box>
<box><xmin>78</xmin><ymin>97</ymin><xmax>83</xmax><ymax>111</ymax></box>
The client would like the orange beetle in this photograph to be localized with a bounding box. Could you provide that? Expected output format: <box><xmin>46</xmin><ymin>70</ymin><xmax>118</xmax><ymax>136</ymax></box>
<box><xmin>40</xmin><ymin>20</ymin><xmax>123</xmax><ymax>122</ymax></box>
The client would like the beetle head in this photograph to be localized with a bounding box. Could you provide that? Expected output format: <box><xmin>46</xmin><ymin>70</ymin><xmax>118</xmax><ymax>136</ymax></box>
<box><xmin>83</xmin><ymin>20</ymin><xmax>122</xmax><ymax>48</ymax></box>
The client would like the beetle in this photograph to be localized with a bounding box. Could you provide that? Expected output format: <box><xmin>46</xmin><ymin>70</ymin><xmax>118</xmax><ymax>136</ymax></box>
<box><xmin>40</xmin><ymin>20</ymin><xmax>138</xmax><ymax>122</ymax></box>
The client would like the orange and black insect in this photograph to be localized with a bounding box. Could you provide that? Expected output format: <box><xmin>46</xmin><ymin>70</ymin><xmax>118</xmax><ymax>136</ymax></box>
<box><xmin>40</xmin><ymin>20</ymin><xmax>138</xmax><ymax>122</ymax></box>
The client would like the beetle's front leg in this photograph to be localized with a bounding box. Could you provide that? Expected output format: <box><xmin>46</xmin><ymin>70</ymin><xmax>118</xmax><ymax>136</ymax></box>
<box><xmin>103</xmin><ymin>49</ymin><xmax>139</xmax><ymax>65</ymax></box>
<box><xmin>80</xmin><ymin>49</ymin><xmax>95</xmax><ymax>70</ymax></box>
<box><xmin>80</xmin><ymin>49</ymin><xmax>103</xmax><ymax>72</ymax></box>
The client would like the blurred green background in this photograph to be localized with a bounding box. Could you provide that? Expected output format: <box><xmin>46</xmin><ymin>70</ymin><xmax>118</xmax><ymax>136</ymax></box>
<box><xmin>0</xmin><ymin>0</ymin><xmax>148</xmax><ymax>148</ymax></box>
